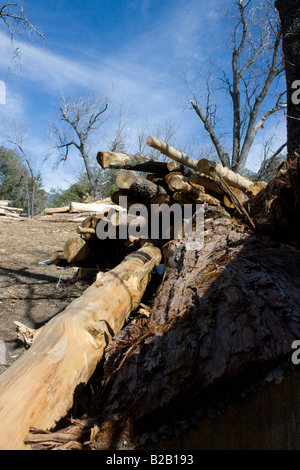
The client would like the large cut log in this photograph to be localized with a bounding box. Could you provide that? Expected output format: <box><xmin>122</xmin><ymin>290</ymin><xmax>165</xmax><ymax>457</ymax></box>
<box><xmin>0</xmin><ymin>208</ymin><xmax>20</xmax><ymax>218</ymax></box>
<box><xmin>146</xmin><ymin>136</ymin><xmax>198</xmax><ymax>170</ymax></box>
<box><xmin>0</xmin><ymin>244</ymin><xmax>161</xmax><ymax>450</ymax></box>
<box><xmin>44</xmin><ymin>206</ymin><xmax>69</xmax><ymax>215</ymax></box>
<box><xmin>42</xmin><ymin>204</ymin><xmax>300</xmax><ymax>451</ymax></box>
<box><xmin>116</xmin><ymin>170</ymin><xmax>167</xmax><ymax>200</ymax></box>
<box><xmin>0</xmin><ymin>205</ymin><xmax>23</xmax><ymax>213</ymax></box>
<box><xmin>97</xmin><ymin>151</ymin><xmax>169</xmax><ymax>175</ymax></box>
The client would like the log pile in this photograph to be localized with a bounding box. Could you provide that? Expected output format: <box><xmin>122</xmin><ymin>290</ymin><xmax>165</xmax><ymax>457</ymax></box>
<box><xmin>0</xmin><ymin>201</ymin><xmax>23</xmax><ymax>220</ymax></box>
<box><xmin>1</xmin><ymin>136</ymin><xmax>299</xmax><ymax>450</ymax></box>
<box><xmin>37</xmin><ymin>197</ymin><xmax>122</xmax><ymax>223</ymax></box>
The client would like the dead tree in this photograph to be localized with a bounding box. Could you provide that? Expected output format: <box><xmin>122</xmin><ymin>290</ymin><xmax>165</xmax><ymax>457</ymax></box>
<box><xmin>190</xmin><ymin>0</ymin><xmax>286</xmax><ymax>174</ymax></box>
<box><xmin>49</xmin><ymin>93</ymin><xmax>108</xmax><ymax>199</ymax></box>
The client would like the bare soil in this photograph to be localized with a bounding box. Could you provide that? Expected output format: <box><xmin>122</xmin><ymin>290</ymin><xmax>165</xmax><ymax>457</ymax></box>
<box><xmin>0</xmin><ymin>219</ymin><xmax>89</xmax><ymax>376</ymax></box>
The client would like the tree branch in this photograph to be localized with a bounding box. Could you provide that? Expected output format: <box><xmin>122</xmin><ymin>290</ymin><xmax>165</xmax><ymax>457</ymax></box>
<box><xmin>190</xmin><ymin>100</ymin><xmax>230</xmax><ymax>167</ymax></box>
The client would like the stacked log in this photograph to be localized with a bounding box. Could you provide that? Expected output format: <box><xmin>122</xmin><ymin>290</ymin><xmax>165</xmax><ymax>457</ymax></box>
<box><xmin>37</xmin><ymin>198</ymin><xmax>124</xmax><ymax>223</ymax></box>
<box><xmin>0</xmin><ymin>201</ymin><xmax>23</xmax><ymax>220</ymax></box>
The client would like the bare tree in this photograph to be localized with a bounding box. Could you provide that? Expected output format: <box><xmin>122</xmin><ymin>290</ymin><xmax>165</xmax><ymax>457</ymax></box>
<box><xmin>0</xmin><ymin>3</ymin><xmax>44</xmax><ymax>58</ymax></box>
<box><xmin>49</xmin><ymin>93</ymin><xmax>109</xmax><ymax>199</ymax></box>
<box><xmin>3</xmin><ymin>120</ymin><xmax>42</xmax><ymax>217</ymax></box>
<box><xmin>190</xmin><ymin>0</ymin><xmax>286</xmax><ymax>174</ymax></box>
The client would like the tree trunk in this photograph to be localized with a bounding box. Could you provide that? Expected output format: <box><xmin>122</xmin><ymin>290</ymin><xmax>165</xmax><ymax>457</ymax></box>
<box><xmin>0</xmin><ymin>244</ymin><xmax>161</xmax><ymax>450</ymax></box>
<box><xmin>275</xmin><ymin>0</ymin><xmax>300</xmax><ymax>158</ymax></box>
<box><xmin>83</xmin><ymin>206</ymin><xmax>300</xmax><ymax>450</ymax></box>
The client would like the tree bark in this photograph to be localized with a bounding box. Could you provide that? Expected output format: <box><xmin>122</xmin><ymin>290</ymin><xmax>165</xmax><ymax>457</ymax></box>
<box><xmin>79</xmin><ymin>205</ymin><xmax>300</xmax><ymax>450</ymax></box>
<box><xmin>97</xmin><ymin>151</ymin><xmax>169</xmax><ymax>174</ymax></box>
<box><xmin>0</xmin><ymin>244</ymin><xmax>161</xmax><ymax>450</ymax></box>
<box><xmin>116</xmin><ymin>170</ymin><xmax>167</xmax><ymax>201</ymax></box>
<box><xmin>275</xmin><ymin>0</ymin><xmax>300</xmax><ymax>158</ymax></box>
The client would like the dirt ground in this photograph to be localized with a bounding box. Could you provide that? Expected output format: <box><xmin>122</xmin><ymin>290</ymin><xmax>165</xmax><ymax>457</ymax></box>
<box><xmin>0</xmin><ymin>218</ymin><xmax>89</xmax><ymax>376</ymax></box>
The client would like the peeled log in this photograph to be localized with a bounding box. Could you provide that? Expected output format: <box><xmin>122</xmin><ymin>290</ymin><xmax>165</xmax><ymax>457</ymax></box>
<box><xmin>69</xmin><ymin>201</ymin><xmax>126</xmax><ymax>215</ymax></box>
<box><xmin>0</xmin><ymin>244</ymin><xmax>161</xmax><ymax>450</ymax></box>
<box><xmin>97</xmin><ymin>151</ymin><xmax>169</xmax><ymax>174</ymax></box>
<box><xmin>146</xmin><ymin>136</ymin><xmax>198</xmax><ymax>171</ymax></box>
<box><xmin>197</xmin><ymin>158</ymin><xmax>266</xmax><ymax>196</ymax></box>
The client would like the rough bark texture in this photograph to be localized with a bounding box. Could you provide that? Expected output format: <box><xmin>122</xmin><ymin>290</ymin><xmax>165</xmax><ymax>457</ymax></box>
<box><xmin>32</xmin><ymin>198</ymin><xmax>300</xmax><ymax>450</ymax></box>
<box><xmin>116</xmin><ymin>170</ymin><xmax>167</xmax><ymax>201</ymax></box>
<box><xmin>275</xmin><ymin>0</ymin><xmax>300</xmax><ymax>158</ymax></box>
<box><xmin>97</xmin><ymin>151</ymin><xmax>169</xmax><ymax>174</ymax></box>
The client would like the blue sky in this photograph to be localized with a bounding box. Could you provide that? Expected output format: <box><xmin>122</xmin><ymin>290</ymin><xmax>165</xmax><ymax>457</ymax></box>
<box><xmin>0</xmin><ymin>0</ymin><xmax>286</xmax><ymax>191</ymax></box>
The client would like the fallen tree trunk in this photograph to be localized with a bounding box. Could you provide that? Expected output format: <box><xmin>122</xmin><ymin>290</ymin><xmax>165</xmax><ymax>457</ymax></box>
<box><xmin>28</xmin><ymin>201</ymin><xmax>300</xmax><ymax>450</ymax></box>
<box><xmin>97</xmin><ymin>151</ymin><xmax>169</xmax><ymax>174</ymax></box>
<box><xmin>58</xmin><ymin>205</ymin><xmax>300</xmax><ymax>450</ymax></box>
<box><xmin>0</xmin><ymin>244</ymin><xmax>161</xmax><ymax>450</ymax></box>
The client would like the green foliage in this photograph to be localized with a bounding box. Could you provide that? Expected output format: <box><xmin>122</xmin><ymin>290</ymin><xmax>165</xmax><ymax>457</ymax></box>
<box><xmin>50</xmin><ymin>169</ymin><xmax>118</xmax><ymax>207</ymax></box>
<box><xmin>50</xmin><ymin>174</ymin><xmax>93</xmax><ymax>207</ymax></box>
<box><xmin>0</xmin><ymin>146</ymin><xmax>47</xmax><ymax>215</ymax></box>
<box><xmin>0</xmin><ymin>146</ymin><xmax>29</xmax><ymax>206</ymax></box>
<box><xmin>0</xmin><ymin>145</ymin><xmax>48</xmax><ymax>215</ymax></box>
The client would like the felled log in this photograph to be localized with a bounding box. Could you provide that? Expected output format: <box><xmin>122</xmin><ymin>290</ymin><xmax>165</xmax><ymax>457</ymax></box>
<box><xmin>69</xmin><ymin>201</ymin><xmax>126</xmax><ymax>215</ymax></box>
<box><xmin>97</xmin><ymin>151</ymin><xmax>169</xmax><ymax>175</ymax></box>
<box><xmin>0</xmin><ymin>205</ymin><xmax>23</xmax><ymax>213</ymax></box>
<box><xmin>146</xmin><ymin>136</ymin><xmax>198</xmax><ymax>171</ymax></box>
<box><xmin>0</xmin><ymin>244</ymin><xmax>161</xmax><ymax>450</ymax></box>
<box><xmin>49</xmin><ymin>205</ymin><xmax>300</xmax><ymax>451</ymax></box>
<box><xmin>223</xmin><ymin>188</ymin><xmax>248</xmax><ymax>211</ymax></box>
<box><xmin>0</xmin><ymin>208</ymin><xmax>20</xmax><ymax>218</ymax></box>
<box><xmin>167</xmin><ymin>160</ymin><xmax>194</xmax><ymax>177</ymax></box>
<box><xmin>116</xmin><ymin>170</ymin><xmax>167</xmax><ymax>201</ymax></box>
<box><xmin>172</xmin><ymin>192</ymin><xmax>195</xmax><ymax>205</ymax></box>
<box><xmin>44</xmin><ymin>206</ymin><xmax>69</xmax><ymax>215</ymax></box>
<box><xmin>110</xmin><ymin>189</ymin><xmax>141</xmax><ymax>208</ymax></box>
<box><xmin>63</xmin><ymin>236</ymin><xmax>95</xmax><ymax>265</ymax></box>
<box><xmin>189</xmin><ymin>172</ymin><xmax>224</xmax><ymax>195</ymax></box>
<box><xmin>197</xmin><ymin>158</ymin><xmax>266</xmax><ymax>197</ymax></box>
<box><xmin>76</xmin><ymin>216</ymin><xmax>103</xmax><ymax>241</ymax></box>
<box><xmin>167</xmin><ymin>174</ymin><xmax>220</xmax><ymax>206</ymax></box>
